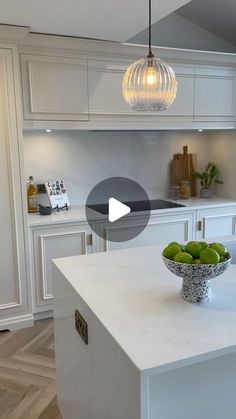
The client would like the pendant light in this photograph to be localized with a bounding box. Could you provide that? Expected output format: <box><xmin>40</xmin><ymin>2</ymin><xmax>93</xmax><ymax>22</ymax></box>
<box><xmin>122</xmin><ymin>0</ymin><xmax>178</xmax><ymax>112</ymax></box>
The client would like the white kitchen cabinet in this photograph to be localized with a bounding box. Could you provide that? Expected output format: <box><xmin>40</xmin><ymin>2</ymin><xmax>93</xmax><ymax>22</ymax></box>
<box><xmin>29</xmin><ymin>211</ymin><xmax>195</xmax><ymax>318</ymax></box>
<box><xmin>194</xmin><ymin>68</ymin><xmax>236</xmax><ymax>122</ymax></box>
<box><xmin>0</xmin><ymin>48</ymin><xmax>32</xmax><ymax>330</ymax></box>
<box><xmin>88</xmin><ymin>59</ymin><xmax>194</xmax><ymax>121</ymax></box>
<box><xmin>28</xmin><ymin>203</ymin><xmax>236</xmax><ymax>319</ymax></box>
<box><xmin>196</xmin><ymin>206</ymin><xmax>236</xmax><ymax>240</ymax></box>
<box><xmin>21</xmin><ymin>54</ymin><xmax>89</xmax><ymax>121</ymax></box>
<box><xmin>19</xmin><ymin>35</ymin><xmax>236</xmax><ymax>129</ymax></box>
<box><xmin>98</xmin><ymin>211</ymin><xmax>195</xmax><ymax>252</ymax></box>
<box><xmin>30</xmin><ymin>223</ymin><xmax>93</xmax><ymax>316</ymax></box>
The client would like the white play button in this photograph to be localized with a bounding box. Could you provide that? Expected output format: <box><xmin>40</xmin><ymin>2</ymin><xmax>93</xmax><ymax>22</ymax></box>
<box><xmin>86</xmin><ymin>177</ymin><xmax>151</xmax><ymax>242</ymax></box>
<box><xmin>108</xmin><ymin>197</ymin><xmax>131</xmax><ymax>223</ymax></box>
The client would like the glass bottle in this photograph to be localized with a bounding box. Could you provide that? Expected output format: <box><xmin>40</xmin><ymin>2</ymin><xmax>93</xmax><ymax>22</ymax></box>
<box><xmin>27</xmin><ymin>176</ymin><xmax>38</xmax><ymax>213</ymax></box>
<box><xmin>179</xmin><ymin>180</ymin><xmax>191</xmax><ymax>199</ymax></box>
<box><xmin>170</xmin><ymin>185</ymin><xmax>180</xmax><ymax>200</ymax></box>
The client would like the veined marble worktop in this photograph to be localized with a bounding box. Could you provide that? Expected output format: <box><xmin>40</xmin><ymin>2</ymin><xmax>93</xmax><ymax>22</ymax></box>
<box><xmin>29</xmin><ymin>197</ymin><xmax>236</xmax><ymax>227</ymax></box>
<box><xmin>53</xmin><ymin>242</ymin><xmax>236</xmax><ymax>374</ymax></box>
<box><xmin>53</xmin><ymin>239</ymin><xmax>236</xmax><ymax>419</ymax></box>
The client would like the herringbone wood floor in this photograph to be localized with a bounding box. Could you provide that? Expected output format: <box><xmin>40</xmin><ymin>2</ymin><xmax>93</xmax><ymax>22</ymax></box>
<box><xmin>0</xmin><ymin>320</ymin><xmax>62</xmax><ymax>419</ymax></box>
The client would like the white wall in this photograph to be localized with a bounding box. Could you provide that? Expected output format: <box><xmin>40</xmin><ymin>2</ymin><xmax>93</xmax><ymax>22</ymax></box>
<box><xmin>23</xmin><ymin>130</ymin><xmax>209</xmax><ymax>206</ymax></box>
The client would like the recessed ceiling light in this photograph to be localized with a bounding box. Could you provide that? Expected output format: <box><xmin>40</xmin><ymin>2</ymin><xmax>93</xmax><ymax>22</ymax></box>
<box><xmin>46</xmin><ymin>129</ymin><xmax>52</xmax><ymax>133</ymax></box>
<box><xmin>198</xmin><ymin>129</ymin><xmax>203</xmax><ymax>132</ymax></box>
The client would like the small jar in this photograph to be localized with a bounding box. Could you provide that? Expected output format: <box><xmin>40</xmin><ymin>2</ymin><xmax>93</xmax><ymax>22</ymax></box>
<box><xmin>170</xmin><ymin>185</ymin><xmax>180</xmax><ymax>200</ymax></box>
<box><xmin>179</xmin><ymin>180</ymin><xmax>191</xmax><ymax>199</ymax></box>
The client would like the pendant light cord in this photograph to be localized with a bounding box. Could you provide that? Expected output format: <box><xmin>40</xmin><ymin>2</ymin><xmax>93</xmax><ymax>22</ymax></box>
<box><xmin>148</xmin><ymin>0</ymin><xmax>154</xmax><ymax>58</ymax></box>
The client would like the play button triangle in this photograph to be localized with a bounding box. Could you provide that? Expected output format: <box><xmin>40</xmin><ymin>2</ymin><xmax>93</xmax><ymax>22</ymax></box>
<box><xmin>108</xmin><ymin>197</ymin><xmax>131</xmax><ymax>223</ymax></box>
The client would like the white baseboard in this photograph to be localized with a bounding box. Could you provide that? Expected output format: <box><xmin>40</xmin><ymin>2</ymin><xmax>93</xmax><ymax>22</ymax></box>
<box><xmin>0</xmin><ymin>311</ymin><xmax>54</xmax><ymax>331</ymax></box>
<box><xmin>33</xmin><ymin>310</ymin><xmax>54</xmax><ymax>321</ymax></box>
<box><xmin>0</xmin><ymin>313</ymin><xmax>34</xmax><ymax>331</ymax></box>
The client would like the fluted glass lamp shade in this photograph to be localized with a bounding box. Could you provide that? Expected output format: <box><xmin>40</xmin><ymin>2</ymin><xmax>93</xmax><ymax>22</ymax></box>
<box><xmin>122</xmin><ymin>55</ymin><xmax>178</xmax><ymax>112</ymax></box>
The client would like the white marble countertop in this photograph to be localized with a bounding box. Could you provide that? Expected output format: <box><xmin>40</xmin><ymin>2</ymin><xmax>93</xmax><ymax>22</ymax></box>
<box><xmin>168</xmin><ymin>197</ymin><xmax>236</xmax><ymax>208</ymax></box>
<box><xmin>54</xmin><ymin>242</ymin><xmax>236</xmax><ymax>374</ymax></box>
<box><xmin>28</xmin><ymin>205</ymin><xmax>88</xmax><ymax>227</ymax></box>
<box><xmin>28</xmin><ymin>197</ymin><xmax>236</xmax><ymax>227</ymax></box>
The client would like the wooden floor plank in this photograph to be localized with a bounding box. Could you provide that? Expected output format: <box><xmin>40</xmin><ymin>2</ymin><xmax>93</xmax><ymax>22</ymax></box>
<box><xmin>0</xmin><ymin>320</ymin><xmax>62</xmax><ymax>419</ymax></box>
<box><xmin>0</xmin><ymin>358</ymin><xmax>55</xmax><ymax>379</ymax></box>
<box><xmin>2</xmin><ymin>385</ymin><xmax>42</xmax><ymax>419</ymax></box>
<box><xmin>37</xmin><ymin>397</ymin><xmax>62</xmax><ymax>419</ymax></box>
<box><xmin>23</xmin><ymin>382</ymin><xmax>57</xmax><ymax>419</ymax></box>
<box><xmin>0</xmin><ymin>384</ymin><xmax>23</xmax><ymax>417</ymax></box>
<box><xmin>0</xmin><ymin>366</ymin><xmax>51</xmax><ymax>387</ymax></box>
<box><xmin>0</xmin><ymin>322</ymin><xmax>51</xmax><ymax>357</ymax></box>
<box><xmin>13</xmin><ymin>352</ymin><xmax>56</xmax><ymax>369</ymax></box>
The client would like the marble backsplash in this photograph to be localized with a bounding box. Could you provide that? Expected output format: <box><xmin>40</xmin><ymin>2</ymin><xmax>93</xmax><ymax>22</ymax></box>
<box><xmin>24</xmin><ymin>130</ymin><xmax>212</xmax><ymax>206</ymax></box>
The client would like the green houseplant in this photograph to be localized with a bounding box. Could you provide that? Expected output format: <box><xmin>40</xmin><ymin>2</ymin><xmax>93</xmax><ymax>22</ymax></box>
<box><xmin>195</xmin><ymin>162</ymin><xmax>223</xmax><ymax>198</ymax></box>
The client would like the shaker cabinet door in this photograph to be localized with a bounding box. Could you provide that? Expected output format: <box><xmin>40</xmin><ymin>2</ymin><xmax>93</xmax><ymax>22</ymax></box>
<box><xmin>194</xmin><ymin>68</ymin><xmax>236</xmax><ymax>122</ymax></box>
<box><xmin>21</xmin><ymin>54</ymin><xmax>89</xmax><ymax>121</ymax></box>
<box><xmin>98</xmin><ymin>212</ymin><xmax>195</xmax><ymax>252</ymax></box>
<box><xmin>31</xmin><ymin>224</ymin><xmax>92</xmax><ymax>312</ymax></box>
<box><xmin>88</xmin><ymin>60</ymin><xmax>194</xmax><ymax>121</ymax></box>
<box><xmin>196</xmin><ymin>206</ymin><xmax>236</xmax><ymax>240</ymax></box>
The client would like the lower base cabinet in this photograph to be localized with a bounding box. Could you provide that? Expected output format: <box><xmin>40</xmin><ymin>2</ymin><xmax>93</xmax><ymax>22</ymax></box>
<box><xmin>196</xmin><ymin>206</ymin><xmax>236</xmax><ymax>240</ymax></box>
<box><xmin>30</xmin><ymin>223</ymin><xmax>93</xmax><ymax>316</ymax></box>
<box><xmin>30</xmin><ymin>204</ymin><xmax>236</xmax><ymax>319</ymax></box>
<box><xmin>98</xmin><ymin>211</ymin><xmax>196</xmax><ymax>252</ymax></box>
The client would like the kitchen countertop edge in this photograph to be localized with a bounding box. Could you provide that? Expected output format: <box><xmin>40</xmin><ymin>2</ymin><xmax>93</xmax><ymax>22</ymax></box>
<box><xmin>28</xmin><ymin>197</ymin><xmax>236</xmax><ymax>227</ymax></box>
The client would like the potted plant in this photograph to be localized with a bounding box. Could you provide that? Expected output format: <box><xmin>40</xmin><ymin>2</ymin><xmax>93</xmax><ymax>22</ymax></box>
<box><xmin>195</xmin><ymin>162</ymin><xmax>223</xmax><ymax>198</ymax></box>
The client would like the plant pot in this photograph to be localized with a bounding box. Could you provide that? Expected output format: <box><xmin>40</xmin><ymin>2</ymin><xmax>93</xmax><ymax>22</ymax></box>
<box><xmin>200</xmin><ymin>188</ymin><xmax>212</xmax><ymax>198</ymax></box>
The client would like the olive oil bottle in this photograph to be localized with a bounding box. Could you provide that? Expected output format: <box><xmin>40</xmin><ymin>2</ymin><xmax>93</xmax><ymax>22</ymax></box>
<box><xmin>27</xmin><ymin>176</ymin><xmax>38</xmax><ymax>213</ymax></box>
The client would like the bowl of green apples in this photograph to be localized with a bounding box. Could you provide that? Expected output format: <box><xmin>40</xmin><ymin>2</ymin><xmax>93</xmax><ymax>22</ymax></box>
<box><xmin>162</xmin><ymin>241</ymin><xmax>231</xmax><ymax>303</ymax></box>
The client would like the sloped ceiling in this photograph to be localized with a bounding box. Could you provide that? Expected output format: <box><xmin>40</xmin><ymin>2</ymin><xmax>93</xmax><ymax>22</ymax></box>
<box><xmin>129</xmin><ymin>0</ymin><xmax>236</xmax><ymax>53</ymax></box>
<box><xmin>177</xmin><ymin>0</ymin><xmax>236</xmax><ymax>46</ymax></box>
<box><xmin>128</xmin><ymin>12</ymin><xmax>236</xmax><ymax>53</ymax></box>
<box><xmin>0</xmin><ymin>0</ymin><xmax>192</xmax><ymax>42</ymax></box>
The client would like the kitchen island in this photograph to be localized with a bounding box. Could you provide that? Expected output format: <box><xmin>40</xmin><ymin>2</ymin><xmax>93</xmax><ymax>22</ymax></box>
<box><xmin>53</xmin><ymin>243</ymin><xmax>236</xmax><ymax>419</ymax></box>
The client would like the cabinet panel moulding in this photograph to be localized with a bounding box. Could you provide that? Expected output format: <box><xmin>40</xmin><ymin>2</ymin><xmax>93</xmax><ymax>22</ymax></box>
<box><xmin>103</xmin><ymin>218</ymin><xmax>191</xmax><ymax>252</ymax></box>
<box><xmin>0</xmin><ymin>51</ymin><xmax>25</xmax><ymax>311</ymax></box>
<box><xmin>0</xmin><ymin>301</ymin><xmax>22</xmax><ymax>310</ymax></box>
<box><xmin>19</xmin><ymin>33</ymin><xmax>236</xmax><ymax>67</ymax></box>
<box><xmin>202</xmin><ymin>215</ymin><xmax>236</xmax><ymax>238</ymax></box>
<box><xmin>21</xmin><ymin>54</ymin><xmax>88</xmax><ymax>121</ymax></box>
<box><xmin>40</xmin><ymin>231</ymin><xmax>87</xmax><ymax>301</ymax></box>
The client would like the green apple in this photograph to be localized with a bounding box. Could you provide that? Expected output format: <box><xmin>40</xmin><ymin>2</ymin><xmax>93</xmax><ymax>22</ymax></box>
<box><xmin>210</xmin><ymin>243</ymin><xmax>227</xmax><ymax>257</ymax></box>
<box><xmin>186</xmin><ymin>241</ymin><xmax>202</xmax><ymax>258</ymax></box>
<box><xmin>174</xmin><ymin>252</ymin><xmax>193</xmax><ymax>264</ymax></box>
<box><xmin>162</xmin><ymin>244</ymin><xmax>182</xmax><ymax>260</ymax></box>
<box><xmin>200</xmin><ymin>248</ymin><xmax>220</xmax><ymax>264</ymax></box>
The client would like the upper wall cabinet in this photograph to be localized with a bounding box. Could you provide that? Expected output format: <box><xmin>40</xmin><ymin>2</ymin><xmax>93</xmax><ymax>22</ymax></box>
<box><xmin>88</xmin><ymin>59</ymin><xmax>195</xmax><ymax>121</ymax></box>
<box><xmin>19</xmin><ymin>40</ymin><xmax>236</xmax><ymax>129</ymax></box>
<box><xmin>20</xmin><ymin>54</ymin><xmax>89</xmax><ymax>121</ymax></box>
<box><xmin>194</xmin><ymin>68</ymin><xmax>236</xmax><ymax>122</ymax></box>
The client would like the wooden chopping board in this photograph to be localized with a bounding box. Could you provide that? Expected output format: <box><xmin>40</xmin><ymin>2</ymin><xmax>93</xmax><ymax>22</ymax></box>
<box><xmin>171</xmin><ymin>146</ymin><xmax>197</xmax><ymax>196</ymax></box>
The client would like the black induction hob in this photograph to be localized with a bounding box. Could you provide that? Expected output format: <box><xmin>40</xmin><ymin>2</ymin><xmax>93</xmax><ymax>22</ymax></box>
<box><xmin>87</xmin><ymin>199</ymin><xmax>185</xmax><ymax>215</ymax></box>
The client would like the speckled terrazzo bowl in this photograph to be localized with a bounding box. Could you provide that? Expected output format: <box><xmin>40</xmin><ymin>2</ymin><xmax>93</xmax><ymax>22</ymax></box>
<box><xmin>162</xmin><ymin>253</ymin><xmax>231</xmax><ymax>303</ymax></box>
